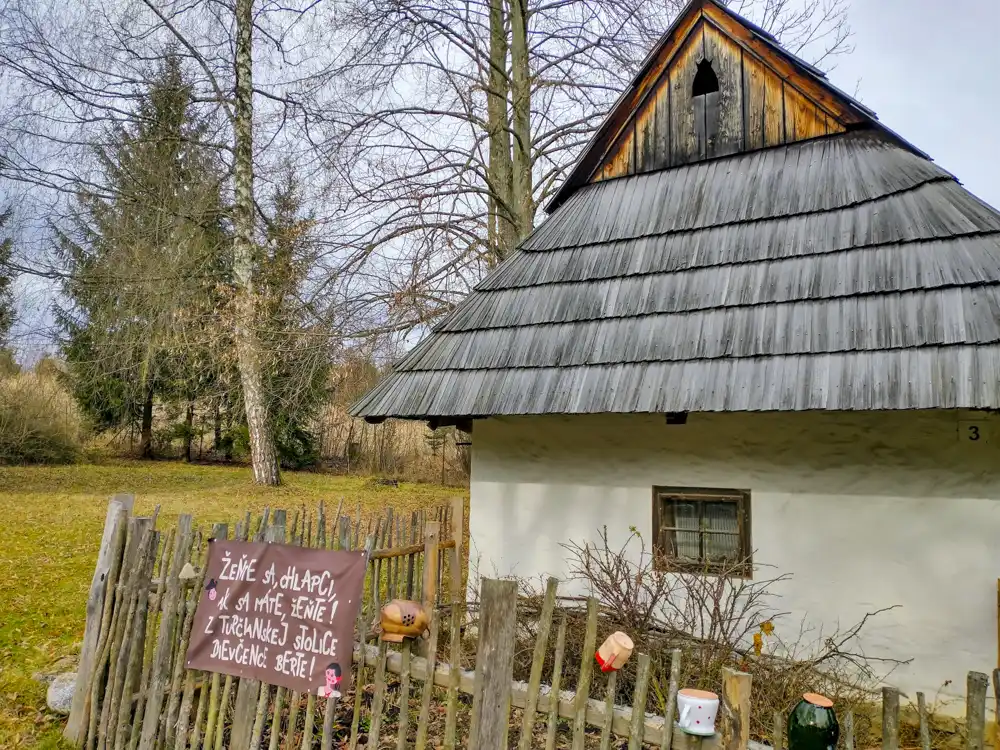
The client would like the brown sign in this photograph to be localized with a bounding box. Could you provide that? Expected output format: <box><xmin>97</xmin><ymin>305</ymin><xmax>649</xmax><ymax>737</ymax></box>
<box><xmin>186</xmin><ymin>539</ymin><xmax>367</xmax><ymax>697</ymax></box>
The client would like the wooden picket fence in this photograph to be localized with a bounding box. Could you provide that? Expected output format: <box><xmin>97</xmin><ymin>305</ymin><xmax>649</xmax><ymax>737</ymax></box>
<box><xmin>63</xmin><ymin>494</ymin><xmax>464</xmax><ymax>750</ymax></box>
<box><xmin>64</xmin><ymin>494</ymin><xmax>998</xmax><ymax>750</ymax></box>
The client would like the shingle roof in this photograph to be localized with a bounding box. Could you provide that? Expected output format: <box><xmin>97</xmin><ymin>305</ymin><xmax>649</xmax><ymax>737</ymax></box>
<box><xmin>351</xmin><ymin>131</ymin><xmax>1000</xmax><ymax>419</ymax></box>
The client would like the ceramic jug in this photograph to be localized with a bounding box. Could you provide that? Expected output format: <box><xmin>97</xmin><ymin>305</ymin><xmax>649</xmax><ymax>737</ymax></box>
<box><xmin>787</xmin><ymin>693</ymin><xmax>839</xmax><ymax>750</ymax></box>
<box><xmin>379</xmin><ymin>599</ymin><xmax>430</xmax><ymax>642</ymax></box>
<box><xmin>595</xmin><ymin>632</ymin><xmax>634</xmax><ymax>672</ymax></box>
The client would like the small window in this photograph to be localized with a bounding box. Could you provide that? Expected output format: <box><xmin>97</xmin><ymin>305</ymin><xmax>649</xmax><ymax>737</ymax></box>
<box><xmin>692</xmin><ymin>59</ymin><xmax>719</xmax><ymax>97</ymax></box>
<box><xmin>652</xmin><ymin>487</ymin><xmax>751</xmax><ymax>576</ymax></box>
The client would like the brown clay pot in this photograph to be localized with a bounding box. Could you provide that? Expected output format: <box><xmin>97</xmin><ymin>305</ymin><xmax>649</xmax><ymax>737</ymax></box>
<box><xmin>380</xmin><ymin>600</ymin><xmax>430</xmax><ymax>642</ymax></box>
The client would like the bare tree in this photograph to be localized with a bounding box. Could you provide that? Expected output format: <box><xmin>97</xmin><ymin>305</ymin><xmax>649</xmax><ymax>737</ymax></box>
<box><xmin>328</xmin><ymin>0</ymin><xmax>852</xmax><ymax>331</ymax></box>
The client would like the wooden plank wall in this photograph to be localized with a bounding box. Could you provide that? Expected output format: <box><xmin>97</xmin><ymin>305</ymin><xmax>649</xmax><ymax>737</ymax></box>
<box><xmin>591</xmin><ymin>15</ymin><xmax>848</xmax><ymax>183</ymax></box>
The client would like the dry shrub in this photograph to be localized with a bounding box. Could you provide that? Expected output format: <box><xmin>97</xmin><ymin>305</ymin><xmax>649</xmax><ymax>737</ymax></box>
<box><xmin>462</xmin><ymin>529</ymin><xmax>909</xmax><ymax>744</ymax></box>
<box><xmin>559</xmin><ymin>528</ymin><xmax>908</xmax><ymax>741</ymax></box>
<box><xmin>0</xmin><ymin>371</ymin><xmax>86</xmax><ymax>464</ymax></box>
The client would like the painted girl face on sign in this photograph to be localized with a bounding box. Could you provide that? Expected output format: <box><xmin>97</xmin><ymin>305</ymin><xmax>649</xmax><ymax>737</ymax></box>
<box><xmin>205</xmin><ymin>579</ymin><xmax>218</xmax><ymax>602</ymax></box>
<box><xmin>323</xmin><ymin>663</ymin><xmax>342</xmax><ymax>697</ymax></box>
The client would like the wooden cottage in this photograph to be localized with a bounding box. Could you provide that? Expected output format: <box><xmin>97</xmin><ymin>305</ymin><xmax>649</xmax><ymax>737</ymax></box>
<box><xmin>353</xmin><ymin>0</ymin><xmax>1000</xmax><ymax>701</ymax></box>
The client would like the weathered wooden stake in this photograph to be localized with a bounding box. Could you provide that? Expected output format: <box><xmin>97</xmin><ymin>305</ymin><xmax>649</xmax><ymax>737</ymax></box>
<box><xmin>201</xmin><ymin>524</ymin><xmax>230</xmax><ymax>750</ymax></box>
<box><xmin>268</xmin><ymin>687</ymin><xmax>286</xmax><ymax>750</ymax></box>
<box><xmin>662</xmin><ymin>648</ymin><xmax>681</xmax><ymax>750</ymax></box>
<box><xmin>450</xmin><ymin>497</ymin><xmax>464</xmax><ymax>600</ymax></box>
<box><xmin>415</xmin><ymin>614</ymin><xmax>440</xmax><ymax>750</ymax></box>
<box><xmin>422</xmin><ymin>520</ymin><xmax>441</xmax><ymax>609</ymax></box>
<box><xmin>138</xmin><ymin>515</ymin><xmax>194</xmax><ymax>750</ymax></box>
<box><xmin>518</xmin><ymin>577</ymin><xmax>559</xmax><ymax>750</ymax></box>
<box><xmin>349</xmin><ymin>536</ymin><xmax>376</xmax><ymax>750</ymax></box>
<box><xmin>600</xmin><ymin>671</ymin><xmax>619</xmax><ymax>750</ymax></box>
<box><xmin>443</xmin><ymin>598</ymin><xmax>462</xmax><ymax>750</ymax></box>
<box><xmin>469</xmin><ymin>579</ymin><xmax>518</xmax><ymax>750</ymax></box>
<box><xmin>844</xmin><ymin>709</ymin><xmax>855</xmax><ymax>750</ymax></box>
<box><xmin>66</xmin><ymin>494</ymin><xmax>133</xmax><ymax>745</ymax></box>
<box><xmin>772</xmin><ymin>711</ymin><xmax>783</xmax><ymax>750</ymax></box>
<box><xmin>916</xmin><ymin>692</ymin><xmax>930</xmax><ymax>750</ymax></box>
<box><xmin>571</xmin><ymin>598</ymin><xmax>600</xmax><ymax>750</ymax></box>
<box><xmin>628</xmin><ymin>654</ymin><xmax>653</xmax><ymax>750</ymax></box>
<box><xmin>720</xmin><ymin>667</ymin><xmax>752</xmax><ymax>750</ymax></box>
<box><xmin>368</xmin><ymin>642</ymin><xmax>390</xmax><ymax>748</ymax></box>
<box><xmin>300</xmin><ymin>694</ymin><xmax>317</xmax><ymax>750</ymax></box>
<box><xmin>968</xmin><ymin>671</ymin><xmax>989</xmax><ymax>750</ymax></box>
<box><xmin>231</xmin><ymin>512</ymin><xmax>286</xmax><ymax>750</ymax></box>
<box><xmin>166</xmin><ymin>562</ymin><xmax>205</xmax><ymax>749</ymax></box>
<box><xmin>993</xmin><ymin>671</ymin><xmax>1000</xmax><ymax>750</ymax></box>
<box><xmin>882</xmin><ymin>687</ymin><xmax>900</xmax><ymax>750</ymax></box>
<box><xmin>396</xmin><ymin>639</ymin><xmax>413</xmax><ymax>750</ymax></box>
<box><xmin>545</xmin><ymin>616</ymin><xmax>568</xmax><ymax>750</ymax></box>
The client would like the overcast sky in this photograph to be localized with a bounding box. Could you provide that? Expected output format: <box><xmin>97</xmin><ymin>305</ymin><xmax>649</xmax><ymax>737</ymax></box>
<box><xmin>826</xmin><ymin>0</ymin><xmax>1000</xmax><ymax>208</ymax></box>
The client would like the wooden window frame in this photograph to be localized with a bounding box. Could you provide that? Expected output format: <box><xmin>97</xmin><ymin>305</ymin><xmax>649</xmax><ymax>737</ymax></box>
<box><xmin>651</xmin><ymin>486</ymin><xmax>753</xmax><ymax>578</ymax></box>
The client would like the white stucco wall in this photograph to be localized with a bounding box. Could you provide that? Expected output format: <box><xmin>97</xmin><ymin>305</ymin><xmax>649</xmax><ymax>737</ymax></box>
<box><xmin>469</xmin><ymin>411</ymin><xmax>1000</xmax><ymax>707</ymax></box>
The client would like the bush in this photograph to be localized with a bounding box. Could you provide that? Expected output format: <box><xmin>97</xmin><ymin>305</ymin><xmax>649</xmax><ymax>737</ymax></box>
<box><xmin>0</xmin><ymin>372</ymin><xmax>85</xmax><ymax>464</ymax></box>
<box><xmin>554</xmin><ymin>528</ymin><xmax>905</xmax><ymax>742</ymax></box>
<box><xmin>460</xmin><ymin>529</ymin><xmax>905</xmax><ymax>745</ymax></box>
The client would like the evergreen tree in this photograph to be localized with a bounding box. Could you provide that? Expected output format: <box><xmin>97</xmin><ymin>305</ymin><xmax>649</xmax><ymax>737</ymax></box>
<box><xmin>56</xmin><ymin>53</ymin><xmax>229</xmax><ymax>457</ymax></box>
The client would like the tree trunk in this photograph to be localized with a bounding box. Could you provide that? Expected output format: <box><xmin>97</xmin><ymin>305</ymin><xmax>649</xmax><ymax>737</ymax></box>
<box><xmin>213</xmin><ymin>399</ymin><xmax>222</xmax><ymax>452</ymax></box>
<box><xmin>232</xmin><ymin>0</ymin><xmax>281</xmax><ymax>485</ymax></box>
<box><xmin>139</xmin><ymin>386</ymin><xmax>154</xmax><ymax>459</ymax></box>
<box><xmin>184</xmin><ymin>401</ymin><xmax>195</xmax><ymax>462</ymax></box>
<box><xmin>509</xmin><ymin>0</ymin><xmax>533</xmax><ymax>244</ymax></box>
<box><xmin>487</xmin><ymin>0</ymin><xmax>515</xmax><ymax>263</ymax></box>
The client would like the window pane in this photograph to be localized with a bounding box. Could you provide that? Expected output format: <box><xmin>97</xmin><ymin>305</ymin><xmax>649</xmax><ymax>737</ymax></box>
<box><xmin>673</xmin><ymin>501</ymin><xmax>700</xmax><ymax>560</ymax></box>
<box><xmin>703</xmin><ymin>501</ymin><xmax>740</xmax><ymax>562</ymax></box>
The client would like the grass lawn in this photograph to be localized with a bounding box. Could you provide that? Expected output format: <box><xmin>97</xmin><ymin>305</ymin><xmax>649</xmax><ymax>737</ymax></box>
<box><xmin>0</xmin><ymin>460</ymin><xmax>464</xmax><ymax>749</ymax></box>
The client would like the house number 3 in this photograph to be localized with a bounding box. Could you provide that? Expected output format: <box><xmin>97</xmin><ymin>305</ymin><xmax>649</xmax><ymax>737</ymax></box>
<box><xmin>958</xmin><ymin>421</ymin><xmax>988</xmax><ymax>443</ymax></box>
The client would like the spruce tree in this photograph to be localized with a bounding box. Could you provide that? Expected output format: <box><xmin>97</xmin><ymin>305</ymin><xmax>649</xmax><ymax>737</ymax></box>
<box><xmin>57</xmin><ymin>53</ymin><xmax>229</xmax><ymax>457</ymax></box>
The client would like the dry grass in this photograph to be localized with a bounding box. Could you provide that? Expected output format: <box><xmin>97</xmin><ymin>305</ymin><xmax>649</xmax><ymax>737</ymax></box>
<box><xmin>0</xmin><ymin>460</ymin><xmax>465</xmax><ymax>748</ymax></box>
<box><xmin>0</xmin><ymin>373</ymin><xmax>86</xmax><ymax>465</ymax></box>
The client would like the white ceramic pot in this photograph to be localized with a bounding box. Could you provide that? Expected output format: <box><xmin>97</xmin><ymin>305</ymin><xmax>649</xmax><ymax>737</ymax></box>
<box><xmin>676</xmin><ymin>688</ymin><xmax>719</xmax><ymax>736</ymax></box>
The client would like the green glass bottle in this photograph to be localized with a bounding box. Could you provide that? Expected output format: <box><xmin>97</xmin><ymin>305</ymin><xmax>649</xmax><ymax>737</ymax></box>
<box><xmin>787</xmin><ymin>693</ymin><xmax>839</xmax><ymax>750</ymax></box>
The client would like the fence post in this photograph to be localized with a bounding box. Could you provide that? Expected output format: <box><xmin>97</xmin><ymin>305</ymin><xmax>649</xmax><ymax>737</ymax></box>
<box><xmin>720</xmin><ymin>667</ymin><xmax>752</xmax><ymax>750</ymax></box>
<box><xmin>571</xmin><ymin>599</ymin><xmax>600</xmax><ymax>750</ymax></box>
<box><xmin>65</xmin><ymin>493</ymin><xmax>134</xmax><ymax>745</ymax></box>
<box><xmin>993</xmin><ymin>671</ymin><xmax>1000</xmax><ymax>750</ymax></box>
<box><xmin>231</xmin><ymin>514</ymin><xmax>287</xmax><ymax>750</ymax></box>
<box><xmin>662</xmin><ymin>648</ymin><xmax>681</xmax><ymax>750</ymax></box>
<box><xmin>469</xmin><ymin>579</ymin><xmax>518</xmax><ymax>750</ymax></box>
<box><xmin>138</xmin><ymin>514</ymin><xmax>194</xmax><ymax>750</ymax></box>
<box><xmin>422</xmin><ymin>520</ymin><xmax>441</xmax><ymax>608</ymax></box>
<box><xmin>967</xmin><ymin>671</ymin><xmax>989</xmax><ymax>750</ymax></box>
<box><xmin>450</xmin><ymin>497</ymin><xmax>464</xmax><ymax>602</ymax></box>
<box><xmin>882</xmin><ymin>687</ymin><xmax>900</xmax><ymax>750</ymax></box>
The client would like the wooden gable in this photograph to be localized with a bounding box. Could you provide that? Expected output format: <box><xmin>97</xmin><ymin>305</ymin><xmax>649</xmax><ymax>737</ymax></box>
<box><xmin>587</xmin><ymin>1</ymin><xmax>867</xmax><ymax>184</ymax></box>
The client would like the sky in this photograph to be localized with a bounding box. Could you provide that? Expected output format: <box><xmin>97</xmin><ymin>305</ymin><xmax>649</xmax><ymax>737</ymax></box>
<box><xmin>825</xmin><ymin>0</ymin><xmax>1000</xmax><ymax>208</ymax></box>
